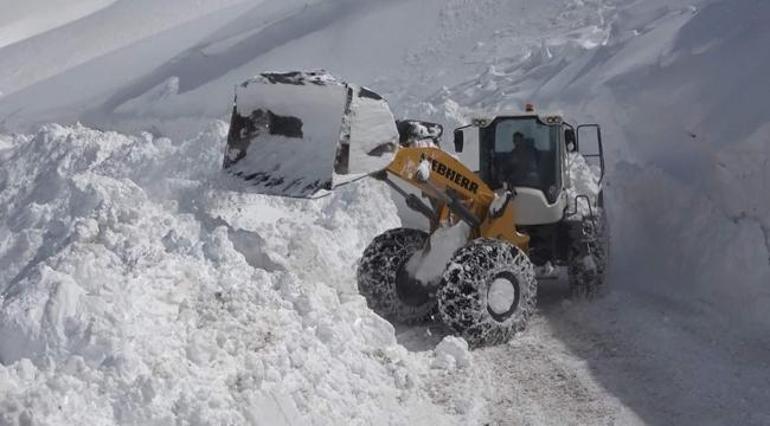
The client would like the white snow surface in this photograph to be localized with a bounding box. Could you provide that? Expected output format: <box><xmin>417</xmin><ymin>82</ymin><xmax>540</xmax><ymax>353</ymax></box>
<box><xmin>0</xmin><ymin>0</ymin><xmax>117</xmax><ymax>49</ymax></box>
<box><xmin>2</xmin><ymin>0</ymin><xmax>770</xmax><ymax>424</ymax></box>
<box><xmin>0</xmin><ymin>124</ymin><xmax>455</xmax><ymax>425</ymax></box>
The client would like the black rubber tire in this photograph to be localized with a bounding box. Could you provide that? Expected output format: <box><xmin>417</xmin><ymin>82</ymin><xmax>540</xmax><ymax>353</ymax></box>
<box><xmin>357</xmin><ymin>228</ymin><xmax>435</xmax><ymax>323</ymax></box>
<box><xmin>437</xmin><ymin>238</ymin><xmax>537</xmax><ymax>347</ymax></box>
<box><xmin>568</xmin><ymin>208</ymin><xmax>610</xmax><ymax>298</ymax></box>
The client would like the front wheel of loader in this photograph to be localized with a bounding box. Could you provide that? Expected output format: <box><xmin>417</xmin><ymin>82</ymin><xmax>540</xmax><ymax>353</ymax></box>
<box><xmin>437</xmin><ymin>239</ymin><xmax>537</xmax><ymax>347</ymax></box>
<box><xmin>357</xmin><ymin>228</ymin><xmax>436</xmax><ymax>323</ymax></box>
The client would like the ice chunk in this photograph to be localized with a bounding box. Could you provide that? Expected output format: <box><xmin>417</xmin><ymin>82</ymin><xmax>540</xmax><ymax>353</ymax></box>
<box><xmin>432</xmin><ymin>336</ymin><xmax>471</xmax><ymax>369</ymax></box>
<box><xmin>405</xmin><ymin>221</ymin><xmax>471</xmax><ymax>286</ymax></box>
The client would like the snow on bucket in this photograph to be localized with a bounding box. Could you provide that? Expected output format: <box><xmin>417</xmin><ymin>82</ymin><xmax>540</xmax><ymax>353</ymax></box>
<box><xmin>223</xmin><ymin>71</ymin><xmax>399</xmax><ymax>197</ymax></box>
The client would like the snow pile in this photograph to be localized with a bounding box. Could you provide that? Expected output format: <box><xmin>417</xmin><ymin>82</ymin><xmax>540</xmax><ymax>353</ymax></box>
<box><xmin>0</xmin><ymin>123</ymin><xmax>455</xmax><ymax>425</ymax></box>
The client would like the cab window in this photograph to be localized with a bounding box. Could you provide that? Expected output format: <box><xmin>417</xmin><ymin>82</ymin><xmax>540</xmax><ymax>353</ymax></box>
<box><xmin>484</xmin><ymin>117</ymin><xmax>561</xmax><ymax>202</ymax></box>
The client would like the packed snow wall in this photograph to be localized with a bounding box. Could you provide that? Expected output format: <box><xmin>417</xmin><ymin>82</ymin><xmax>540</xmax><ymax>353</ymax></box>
<box><xmin>594</xmin><ymin>0</ymin><xmax>770</xmax><ymax>332</ymax></box>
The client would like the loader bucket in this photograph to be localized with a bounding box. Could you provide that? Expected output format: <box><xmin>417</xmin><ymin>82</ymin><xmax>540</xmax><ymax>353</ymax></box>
<box><xmin>223</xmin><ymin>71</ymin><xmax>399</xmax><ymax>197</ymax></box>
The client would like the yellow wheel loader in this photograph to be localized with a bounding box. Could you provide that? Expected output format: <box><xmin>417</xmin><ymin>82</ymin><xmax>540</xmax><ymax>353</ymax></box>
<box><xmin>223</xmin><ymin>71</ymin><xmax>608</xmax><ymax>347</ymax></box>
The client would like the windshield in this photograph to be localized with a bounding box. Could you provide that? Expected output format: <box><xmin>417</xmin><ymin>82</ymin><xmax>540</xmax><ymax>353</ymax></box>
<box><xmin>482</xmin><ymin>117</ymin><xmax>561</xmax><ymax>202</ymax></box>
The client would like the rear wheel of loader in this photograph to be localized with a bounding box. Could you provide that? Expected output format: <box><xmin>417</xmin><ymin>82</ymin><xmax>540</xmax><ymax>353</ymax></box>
<box><xmin>357</xmin><ymin>228</ymin><xmax>436</xmax><ymax>323</ymax></box>
<box><xmin>437</xmin><ymin>239</ymin><xmax>537</xmax><ymax>347</ymax></box>
<box><xmin>568</xmin><ymin>209</ymin><xmax>609</xmax><ymax>298</ymax></box>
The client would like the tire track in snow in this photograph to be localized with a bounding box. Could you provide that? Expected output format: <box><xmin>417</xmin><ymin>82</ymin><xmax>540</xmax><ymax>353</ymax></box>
<box><xmin>398</xmin><ymin>284</ymin><xmax>643</xmax><ymax>424</ymax></box>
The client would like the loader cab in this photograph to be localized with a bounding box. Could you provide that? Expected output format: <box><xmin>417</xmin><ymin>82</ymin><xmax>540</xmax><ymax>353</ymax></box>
<box><xmin>453</xmin><ymin>116</ymin><xmax>566</xmax><ymax>191</ymax></box>
<box><xmin>453</xmin><ymin>114</ymin><xmax>571</xmax><ymax>225</ymax></box>
<box><xmin>480</xmin><ymin>115</ymin><xmax>563</xmax><ymax>203</ymax></box>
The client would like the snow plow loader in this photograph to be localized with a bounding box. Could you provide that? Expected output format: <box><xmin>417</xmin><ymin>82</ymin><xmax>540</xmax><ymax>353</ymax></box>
<box><xmin>224</xmin><ymin>71</ymin><xmax>608</xmax><ymax>347</ymax></box>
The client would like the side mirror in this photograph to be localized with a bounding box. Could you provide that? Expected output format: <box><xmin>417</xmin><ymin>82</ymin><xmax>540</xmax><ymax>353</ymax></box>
<box><xmin>453</xmin><ymin>129</ymin><xmax>464</xmax><ymax>152</ymax></box>
<box><xmin>565</xmin><ymin>129</ymin><xmax>577</xmax><ymax>152</ymax></box>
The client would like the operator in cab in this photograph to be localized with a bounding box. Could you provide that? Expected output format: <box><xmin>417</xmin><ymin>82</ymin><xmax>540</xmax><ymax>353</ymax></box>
<box><xmin>502</xmin><ymin>131</ymin><xmax>538</xmax><ymax>186</ymax></box>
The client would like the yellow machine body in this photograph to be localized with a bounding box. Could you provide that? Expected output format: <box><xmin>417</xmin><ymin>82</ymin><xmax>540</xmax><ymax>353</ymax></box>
<box><xmin>385</xmin><ymin>147</ymin><xmax>530</xmax><ymax>251</ymax></box>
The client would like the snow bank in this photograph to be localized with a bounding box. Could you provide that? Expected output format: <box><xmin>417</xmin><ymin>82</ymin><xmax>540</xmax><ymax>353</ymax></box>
<box><xmin>0</xmin><ymin>124</ymin><xmax>454</xmax><ymax>425</ymax></box>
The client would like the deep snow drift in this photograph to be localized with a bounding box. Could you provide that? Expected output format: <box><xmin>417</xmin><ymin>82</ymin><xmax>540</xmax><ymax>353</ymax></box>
<box><xmin>0</xmin><ymin>124</ymin><xmax>471</xmax><ymax>424</ymax></box>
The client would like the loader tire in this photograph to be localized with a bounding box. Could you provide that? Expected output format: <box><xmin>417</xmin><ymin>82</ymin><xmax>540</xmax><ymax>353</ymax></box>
<box><xmin>437</xmin><ymin>239</ymin><xmax>537</xmax><ymax>347</ymax></box>
<box><xmin>568</xmin><ymin>208</ymin><xmax>609</xmax><ymax>298</ymax></box>
<box><xmin>357</xmin><ymin>228</ymin><xmax>435</xmax><ymax>323</ymax></box>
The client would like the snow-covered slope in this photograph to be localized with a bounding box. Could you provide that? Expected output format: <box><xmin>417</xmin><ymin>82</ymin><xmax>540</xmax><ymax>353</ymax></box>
<box><xmin>0</xmin><ymin>0</ymin><xmax>260</xmax><ymax>97</ymax></box>
<box><xmin>0</xmin><ymin>0</ymin><xmax>612</xmax><ymax>137</ymax></box>
<box><xmin>1</xmin><ymin>0</ymin><xmax>769</xmax><ymax>424</ymax></box>
<box><xmin>0</xmin><ymin>124</ymin><xmax>462</xmax><ymax>425</ymax></box>
<box><xmin>0</xmin><ymin>0</ymin><xmax>117</xmax><ymax>49</ymax></box>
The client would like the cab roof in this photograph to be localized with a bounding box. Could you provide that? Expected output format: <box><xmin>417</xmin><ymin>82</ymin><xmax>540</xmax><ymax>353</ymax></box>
<box><xmin>470</xmin><ymin>112</ymin><xmax>564</xmax><ymax>127</ymax></box>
